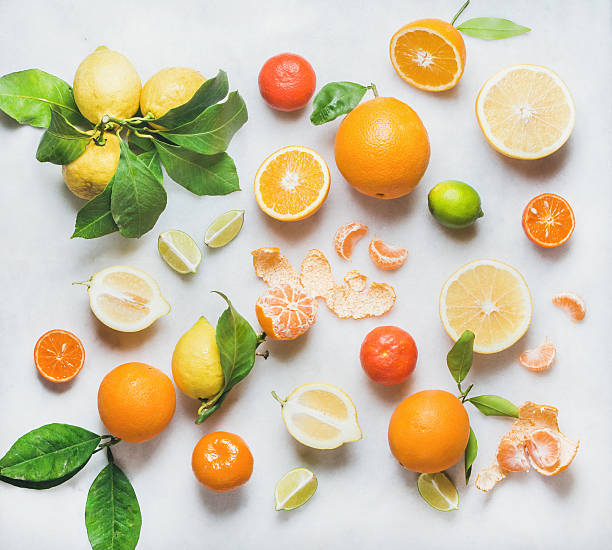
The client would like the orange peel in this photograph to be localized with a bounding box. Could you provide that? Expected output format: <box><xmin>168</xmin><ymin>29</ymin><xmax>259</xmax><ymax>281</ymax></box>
<box><xmin>334</xmin><ymin>222</ymin><xmax>369</xmax><ymax>261</ymax></box>
<box><xmin>252</xmin><ymin>247</ymin><xmax>299</xmax><ymax>287</ymax></box>
<box><xmin>475</xmin><ymin>401</ymin><xmax>579</xmax><ymax>492</ymax></box>
<box><xmin>300</xmin><ymin>249</ymin><xmax>335</xmax><ymax>298</ymax></box>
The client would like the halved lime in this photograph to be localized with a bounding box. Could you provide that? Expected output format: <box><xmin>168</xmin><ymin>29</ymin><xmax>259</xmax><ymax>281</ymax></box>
<box><xmin>274</xmin><ymin>468</ymin><xmax>317</xmax><ymax>511</ymax></box>
<box><xmin>204</xmin><ymin>210</ymin><xmax>245</xmax><ymax>248</ymax></box>
<box><xmin>417</xmin><ymin>472</ymin><xmax>459</xmax><ymax>512</ymax></box>
<box><xmin>158</xmin><ymin>230</ymin><xmax>201</xmax><ymax>274</ymax></box>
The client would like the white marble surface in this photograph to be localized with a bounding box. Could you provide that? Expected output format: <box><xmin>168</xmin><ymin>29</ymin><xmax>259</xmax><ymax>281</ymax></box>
<box><xmin>1</xmin><ymin>0</ymin><xmax>611</xmax><ymax>548</ymax></box>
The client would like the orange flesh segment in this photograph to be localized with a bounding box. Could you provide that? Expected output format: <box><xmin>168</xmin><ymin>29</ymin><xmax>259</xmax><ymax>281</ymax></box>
<box><xmin>522</xmin><ymin>194</ymin><xmax>574</xmax><ymax>247</ymax></box>
<box><xmin>519</xmin><ymin>340</ymin><xmax>556</xmax><ymax>372</ymax></box>
<box><xmin>256</xmin><ymin>283</ymin><xmax>317</xmax><ymax>339</ymax></box>
<box><xmin>526</xmin><ymin>429</ymin><xmax>561</xmax><ymax>469</ymax></box>
<box><xmin>552</xmin><ymin>292</ymin><xmax>585</xmax><ymax>321</ymax></box>
<box><xmin>496</xmin><ymin>436</ymin><xmax>529</xmax><ymax>472</ymax></box>
<box><xmin>368</xmin><ymin>238</ymin><xmax>408</xmax><ymax>270</ymax></box>
<box><xmin>34</xmin><ymin>330</ymin><xmax>85</xmax><ymax>382</ymax></box>
<box><xmin>334</xmin><ymin>222</ymin><xmax>369</xmax><ymax>261</ymax></box>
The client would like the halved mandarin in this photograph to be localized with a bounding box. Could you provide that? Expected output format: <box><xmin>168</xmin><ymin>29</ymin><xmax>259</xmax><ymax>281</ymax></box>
<box><xmin>254</xmin><ymin>146</ymin><xmax>330</xmax><ymax>221</ymax></box>
<box><xmin>390</xmin><ymin>18</ymin><xmax>466</xmax><ymax>92</ymax></box>
<box><xmin>334</xmin><ymin>222</ymin><xmax>369</xmax><ymax>261</ymax></box>
<box><xmin>519</xmin><ymin>339</ymin><xmax>556</xmax><ymax>372</ymax></box>
<box><xmin>34</xmin><ymin>329</ymin><xmax>85</xmax><ymax>383</ymax></box>
<box><xmin>522</xmin><ymin>194</ymin><xmax>575</xmax><ymax>248</ymax></box>
<box><xmin>552</xmin><ymin>292</ymin><xmax>585</xmax><ymax>322</ymax></box>
<box><xmin>368</xmin><ymin>238</ymin><xmax>408</xmax><ymax>270</ymax></box>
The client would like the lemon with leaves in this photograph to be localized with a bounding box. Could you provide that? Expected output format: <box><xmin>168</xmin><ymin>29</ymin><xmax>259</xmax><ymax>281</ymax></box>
<box><xmin>73</xmin><ymin>46</ymin><xmax>141</xmax><ymax>123</ymax></box>
<box><xmin>140</xmin><ymin>67</ymin><xmax>205</xmax><ymax>127</ymax></box>
<box><xmin>172</xmin><ymin>317</ymin><xmax>224</xmax><ymax>400</ymax></box>
<box><xmin>62</xmin><ymin>133</ymin><xmax>119</xmax><ymax>199</ymax></box>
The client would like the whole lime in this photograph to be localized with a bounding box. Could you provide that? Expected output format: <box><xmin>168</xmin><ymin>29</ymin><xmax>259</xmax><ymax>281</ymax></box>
<box><xmin>428</xmin><ymin>181</ymin><xmax>483</xmax><ymax>228</ymax></box>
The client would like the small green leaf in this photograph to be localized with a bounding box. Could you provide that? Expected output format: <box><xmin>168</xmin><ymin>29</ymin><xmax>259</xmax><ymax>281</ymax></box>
<box><xmin>310</xmin><ymin>81</ymin><xmax>368</xmax><ymax>125</ymax></box>
<box><xmin>36</xmin><ymin>109</ymin><xmax>91</xmax><ymax>165</ymax></box>
<box><xmin>85</xmin><ymin>460</ymin><xmax>141</xmax><ymax>550</ymax></box>
<box><xmin>160</xmin><ymin>91</ymin><xmax>247</xmax><ymax>155</ymax></box>
<box><xmin>464</xmin><ymin>427</ymin><xmax>477</xmax><ymax>484</ymax></box>
<box><xmin>71</xmin><ymin>177</ymin><xmax>118</xmax><ymax>239</ymax></box>
<box><xmin>111</xmin><ymin>139</ymin><xmax>167</xmax><ymax>238</ymax></box>
<box><xmin>457</xmin><ymin>18</ymin><xmax>531</xmax><ymax>40</ymax></box>
<box><xmin>196</xmin><ymin>392</ymin><xmax>228</xmax><ymax>424</ymax></box>
<box><xmin>152</xmin><ymin>69</ymin><xmax>229</xmax><ymax>129</ymax></box>
<box><xmin>138</xmin><ymin>149</ymin><xmax>163</xmax><ymax>184</ymax></box>
<box><xmin>0</xmin><ymin>424</ymin><xmax>100</xmax><ymax>484</ymax></box>
<box><xmin>127</xmin><ymin>131</ymin><xmax>155</xmax><ymax>153</ymax></box>
<box><xmin>155</xmin><ymin>141</ymin><xmax>239</xmax><ymax>196</ymax></box>
<box><xmin>0</xmin><ymin>69</ymin><xmax>87</xmax><ymax>128</ymax></box>
<box><xmin>447</xmin><ymin>330</ymin><xmax>475</xmax><ymax>384</ymax></box>
<box><xmin>468</xmin><ymin>395</ymin><xmax>519</xmax><ymax>417</ymax></box>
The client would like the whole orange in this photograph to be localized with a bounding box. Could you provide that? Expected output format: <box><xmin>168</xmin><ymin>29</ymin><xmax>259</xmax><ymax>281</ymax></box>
<box><xmin>258</xmin><ymin>53</ymin><xmax>316</xmax><ymax>112</ymax></box>
<box><xmin>98</xmin><ymin>362</ymin><xmax>176</xmax><ymax>443</ymax></box>
<box><xmin>334</xmin><ymin>96</ymin><xmax>430</xmax><ymax>199</ymax></box>
<box><xmin>192</xmin><ymin>431</ymin><xmax>254</xmax><ymax>492</ymax></box>
<box><xmin>388</xmin><ymin>389</ymin><xmax>469</xmax><ymax>473</ymax></box>
<box><xmin>360</xmin><ymin>326</ymin><xmax>417</xmax><ymax>385</ymax></box>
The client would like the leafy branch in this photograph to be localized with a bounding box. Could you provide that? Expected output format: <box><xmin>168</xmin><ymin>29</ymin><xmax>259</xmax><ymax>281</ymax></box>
<box><xmin>451</xmin><ymin>0</ymin><xmax>531</xmax><ymax>40</ymax></box>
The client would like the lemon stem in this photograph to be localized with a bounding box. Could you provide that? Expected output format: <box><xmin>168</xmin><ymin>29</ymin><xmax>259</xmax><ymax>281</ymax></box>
<box><xmin>369</xmin><ymin>83</ymin><xmax>379</xmax><ymax>97</ymax></box>
<box><xmin>71</xmin><ymin>280</ymin><xmax>91</xmax><ymax>288</ymax></box>
<box><xmin>451</xmin><ymin>0</ymin><xmax>470</xmax><ymax>26</ymax></box>
<box><xmin>271</xmin><ymin>391</ymin><xmax>286</xmax><ymax>406</ymax></box>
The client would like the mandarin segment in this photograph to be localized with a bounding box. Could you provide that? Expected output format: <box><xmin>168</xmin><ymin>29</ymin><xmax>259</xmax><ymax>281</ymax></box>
<box><xmin>334</xmin><ymin>222</ymin><xmax>369</xmax><ymax>261</ymax></box>
<box><xmin>519</xmin><ymin>339</ymin><xmax>556</xmax><ymax>372</ymax></box>
<box><xmin>552</xmin><ymin>292</ymin><xmax>586</xmax><ymax>322</ymax></box>
<box><xmin>368</xmin><ymin>238</ymin><xmax>408</xmax><ymax>270</ymax></box>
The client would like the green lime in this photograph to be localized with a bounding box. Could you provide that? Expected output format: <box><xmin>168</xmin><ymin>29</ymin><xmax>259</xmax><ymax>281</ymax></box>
<box><xmin>204</xmin><ymin>210</ymin><xmax>245</xmax><ymax>248</ymax></box>
<box><xmin>428</xmin><ymin>181</ymin><xmax>483</xmax><ymax>228</ymax></box>
<box><xmin>417</xmin><ymin>472</ymin><xmax>459</xmax><ymax>512</ymax></box>
<box><xmin>274</xmin><ymin>468</ymin><xmax>317</xmax><ymax>511</ymax></box>
<box><xmin>158</xmin><ymin>230</ymin><xmax>201</xmax><ymax>274</ymax></box>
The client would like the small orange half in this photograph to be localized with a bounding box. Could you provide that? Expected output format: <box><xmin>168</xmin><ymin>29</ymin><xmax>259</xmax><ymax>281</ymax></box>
<box><xmin>522</xmin><ymin>193</ymin><xmax>575</xmax><ymax>248</ymax></box>
<box><xmin>254</xmin><ymin>146</ymin><xmax>330</xmax><ymax>221</ymax></box>
<box><xmin>390</xmin><ymin>18</ymin><xmax>466</xmax><ymax>92</ymax></box>
<box><xmin>34</xmin><ymin>329</ymin><xmax>85</xmax><ymax>383</ymax></box>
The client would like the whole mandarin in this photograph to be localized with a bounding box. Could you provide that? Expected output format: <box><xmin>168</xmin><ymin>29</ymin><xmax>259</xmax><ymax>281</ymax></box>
<box><xmin>258</xmin><ymin>53</ymin><xmax>316</xmax><ymax>112</ymax></box>
<box><xmin>360</xmin><ymin>326</ymin><xmax>417</xmax><ymax>385</ymax></box>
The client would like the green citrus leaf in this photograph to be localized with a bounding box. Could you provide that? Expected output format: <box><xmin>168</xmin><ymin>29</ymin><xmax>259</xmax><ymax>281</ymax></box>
<box><xmin>85</xmin><ymin>460</ymin><xmax>141</xmax><ymax>550</ymax></box>
<box><xmin>447</xmin><ymin>330</ymin><xmax>475</xmax><ymax>384</ymax></box>
<box><xmin>160</xmin><ymin>91</ymin><xmax>247</xmax><ymax>155</ymax></box>
<box><xmin>457</xmin><ymin>18</ymin><xmax>531</xmax><ymax>40</ymax></box>
<box><xmin>468</xmin><ymin>395</ymin><xmax>519</xmax><ymax>417</ymax></box>
<box><xmin>464</xmin><ymin>427</ymin><xmax>478</xmax><ymax>484</ymax></box>
<box><xmin>0</xmin><ymin>424</ymin><xmax>100</xmax><ymax>484</ymax></box>
<box><xmin>127</xmin><ymin>131</ymin><xmax>155</xmax><ymax>153</ymax></box>
<box><xmin>138</xmin><ymin>149</ymin><xmax>163</xmax><ymax>184</ymax></box>
<box><xmin>72</xmin><ymin>177</ymin><xmax>118</xmax><ymax>239</ymax></box>
<box><xmin>310</xmin><ymin>81</ymin><xmax>368</xmax><ymax>125</ymax></box>
<box><xmin>1</xmin><ymin>459</ymin><xmax>89</xmax><ymax>490</ymax></box>
<box><xmin>110</xmin><ymin>139</ymin><xmax>167</xmax><ymax>238</ymax></box>
<box><xmin>152</xmin><ymin>69</ymin><xmax>229</xmax><ymax>129</ymax></box>
<box><xmin>154</xmin><ymin>140</ymin><xmax>239</xmax><ymax>196</ymax></box>
<box><xmin>0</xmin><ymin>69</ymin><xmax>87</xmax><ymax>128</ymax></box>
<box><xmin>35</xmin><ymin>109</ymin><xmax>91</xmax><ymax>165</ymax></box>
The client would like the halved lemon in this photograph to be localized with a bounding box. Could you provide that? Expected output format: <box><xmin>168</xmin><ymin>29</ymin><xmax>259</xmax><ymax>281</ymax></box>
<box><xmin>254</xmin><ymin>146</ymin><xmax>330</xmax><ymax>221</ymax></box>
<box><xmin>476</xmin><ymin>65</ymin><xmax>576</xmax><ymax>159</ymax></box>
<box><xmin>80</xmin><ymin>265</ymin><xmax>170</xmax><ymax>332</ymax></box>
<box><xmin>390</xmin><ymin>18</ymin><xmax>466</xmax><ymax>92</ymax></box>
<box><xmin>439</xmin><ymin>260</ymin><xmax>532</xmax><ymax>354</ymax></box>
<box><xmin>272</xmin><ymin>383</ymin><xmax>362</xmax><ymax>449</ymax></box>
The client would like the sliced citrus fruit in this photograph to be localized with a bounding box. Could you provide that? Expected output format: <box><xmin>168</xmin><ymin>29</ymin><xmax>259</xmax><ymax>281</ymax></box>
<box><xmin>272</xmin><ymin>383</ymin><xmax>362</xmax><ymax>449</ymax></box>
<box><xmin>522</xmin><ymin>193</ymin><xmax>575</xmax><ymax>248</ymax></box>
<box><xmin>368</xmin><ymin>238</ymin><xmax>408</xmax><ymax>270</ymax></box>
<box><xmin>79</xmin><ymin>265</ymin><xmax>171</xmax><ymax>332</ymax></box>
<box><xmin>476</xmin><ymin>64</ymin><xmax>576</xmax><ymax>159</ymax></box>
<box><xmin>552</xmin><ymin>292</ymin><xmax>585</xmax><ymax>322</ymax></box>
<box><xmin>204</xmin><ymin>210</ymin><xmax>245</xmax><ymax>248</ymax></box>
<box><xmin>417</xmin><ymin>472</ymin><xmax>459</xmax><ymax>512</ymax></box>
<box><xmin>439</xmin><ymin>260</ymin><xmax>532</xmax><ymax>354</ymax></box>
<box><xmin>255</xmin><ymin>283</ymin><xmax>317</xmax><ymax>340</ymax></box>
<box><xmin>274</xmin><ymin>468</ymin><xmax>318</xmax><ymax>511</ymax></box>
<box><xmin>158</xmin><ymin>230</ymin><xmax>201</xmax><ymax>274</ymax></box>
<box><xmin>519</xmin><ymin>339</ymin><xmax>556</xmax><ymax>372</ymax></box>
<box><xmin>34</xmin><ymin>329</ymin><xmax>85</xmax><ymax>383</ymax></box>
<box><xmin>254</xmin><ymin>146</ymin><xmax>330</xmax><ymax>221</ymax></box>
<box><xmin>334</xmin><ymin>222</ymin><xmax>369</xmax><ymax>261</ymax></box>
<box><xmin>390</xmin><ymin>18</ymin><xmax>466</xmax><ymax>92</ymax></box>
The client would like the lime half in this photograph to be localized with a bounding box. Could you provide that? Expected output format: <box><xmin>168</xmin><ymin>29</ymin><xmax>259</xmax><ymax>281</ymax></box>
<box><xmin>204</xmin><ymin>210</ymin><xmax>245</xmax><ymax>248</ymax></box>
<box><xmin>417</xmin><ymin>472</ymin><xmax>458</xmax><ymax>512</ymax></box>
<box><xmin>274</xmin><ymin>468</ymin><xmax>317</xmax><ymax>511</ymax></box>
<box><xmin>158</xmin><ymin>230</ymin><xmax>201</xmax><ymax>274</ymax></box>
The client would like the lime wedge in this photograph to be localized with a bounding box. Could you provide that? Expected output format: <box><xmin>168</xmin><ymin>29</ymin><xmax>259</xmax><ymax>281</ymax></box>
<box><xmin>204</xmin><ymin>210</ymin><xmax>245</xmax><ymax>248</ymax></box>
<box><xmin>158</xmin><ymin>230</ymin><xmax>201</xmax><ymax>274</ymax></box>
<box><xmin>417</xmin><ymin>472</ymin><xmax>458</xmax><ymax>512</ymax></box>
<box><xmin>274</xmin><ymin>468</ymin><xmax>317</xmax><ymax>511</ymax></box>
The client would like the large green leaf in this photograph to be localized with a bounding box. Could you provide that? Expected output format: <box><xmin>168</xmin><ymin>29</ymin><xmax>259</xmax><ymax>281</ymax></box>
<box><xmin>152</xmin><ymin>69</ymin><xmax>229</xmax><ymax>129</ymax></box>
<box><xmin>0</xmin><ymin>69</ymin><xmax>87</xmax><ymax>128</ymax></box>
<box><xmin>468</xmin><ymin>395</ymin><xmax>519</xmax><ymax>418</ymax></box>
<box><xmin>447</xmin><ymin>330</ymin><xmax>475</xmax><ymax>384</ymax></box>
<box><xmin>111</xmin><ymin>139</ymin><xmax>167</xmax><ymax>238</ymax></box>
<box><xmin>138</xmin><ymin>149</ymin><xmax>163</xmax><ymax>184</ymax></box>
<box><xmin>72</xmin><ymin>178</ymin><xmax>119</xmax><ymax>239</ymax></box>
<box><xmin>160</xmin><ymin>91</ymin><xmax>247</xmax><ymax>154</ymax></box>
<box><xmin>85</xmin><ymin>460</ymin><xmax>141</xmax><ymax>550</ymax></box>
<box><xmin>310</xmin><ymin>81</ymin><xmax>368</xmax><ymax>125</ymax></box>
<box><xmin>0</xmin><ymin>424</ymin><xmax>100</xmax><ymax>484</ymax></box>
<box><xmin>36</xmin><ymin>109</ymin><xmax>91</xmax><ymax>165</ymax></box>
<box><xmin>1</xmin><ymin>460</ymin><xmax>89</xmax><ymax>490</ymax></box>
<box><xmin>154</xmin><ymin>141</ymin><xmax>239</xmax><ymax>196</ymax></box>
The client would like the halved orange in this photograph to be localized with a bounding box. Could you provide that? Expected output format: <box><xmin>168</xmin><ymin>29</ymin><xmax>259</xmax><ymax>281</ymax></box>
<box><xmin>522</xmin><ymin>193</ymin><xmax>575</xmax><ymax>247</ymax></box>
<box><xmin>254</xmin><ymin>146</ymin><xmax>330</xmax><ymax>221</ymax></box>
<box><xmin>34</xmin><ymin>329</ymin><xmax>85</xmax><ymax>383</ymax></box>
<box><xmin>390</xmin><ymin>18</ymin><xmax>466</xmax><ymax>92</ymax></box>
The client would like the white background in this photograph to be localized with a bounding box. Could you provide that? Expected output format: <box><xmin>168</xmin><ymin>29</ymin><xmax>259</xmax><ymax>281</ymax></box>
<box><xmin>0</xmin><ymin>0</ymin><xmax>610</xmax><ymax>548</ymax></box>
